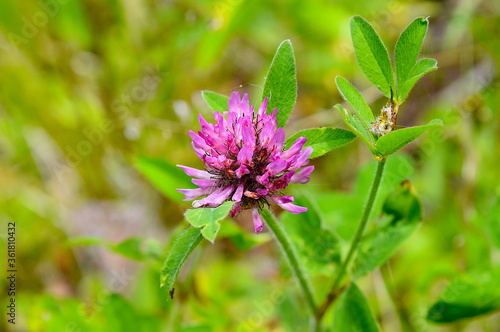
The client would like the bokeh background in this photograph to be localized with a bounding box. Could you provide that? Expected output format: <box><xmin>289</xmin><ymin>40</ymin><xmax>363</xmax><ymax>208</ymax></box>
<box><xmin>1</xmin><ymin>0</ymin><xmax>499</xmax><ymax>331</ymax></box>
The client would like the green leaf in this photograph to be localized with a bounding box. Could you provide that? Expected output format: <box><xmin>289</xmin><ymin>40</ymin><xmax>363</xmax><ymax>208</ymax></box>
<box><xmin>398</xmin><ymin>58</ymin><xmax>438</xmax><ymax>102</ymax></box>
<box><xmin>282</xmin><ymin>194</ymin><xmax>340</xmax><ymax>273</ymax></box>
<box><xmin>201</xmin><ymin>90</ymin><xmax>229</xmax><ymax>112</ymax></box>
<box><xmin>160</xmin><ymin>226</ymin><xmax>204</xmax><ymax>292</ymax></box>
<box><xmin>375</xmin><ymin>119</ymin><xmax>443</xmax><ymax>156</ymax></box>
<box><xmin>394</xmin><ymin>17</ymin><xmax>431</xmax><ymax>102</ymax></box>
<box><xmin>336</xmin><ymin>104</ymin><xmax>378</xmax><ymax>155</ymax></box>
<box><xmin>427</xmin><ymin>268</ymin><xmax>500</xmax><ymax>323</ymax></box>
<box><xmin>352</xmin><ymin>180</ymin><xmax>422</xmax><ymax>278</ymax></box>
<box><xmin>332</xmin><ymin>283</ymin><xmax>381</xmax><ymax>332</ymax></box>
<box><xmin>135</xmin><ymin>156</ymin><xmax>194</xmax><ymax>202</ymax></box>
<box><xmin>350</xmin><ymin>16</ymin><xmax>394</xmax><ymax>97</ymax></box>
<box><xmin>394</xmin><ymin>18</ymin><xmax>429</xmax><ymax>83</ymax></box>
<box><xmin>184</xmin><ymin>201</ymin><xmax>236</xmax><ymax>243</ymax></box>
<box><xmin>285</xmin><ymin>127</ymin><xmax>356</xmax><ymax>158</ymax></box>
<box><xmin>336</xmin><ymin>76</ymin><xmax>375</xmax><ymax>123</ymax></box>
<box><xmin>262</xmin><ymin>39</ymin><xmax>297</xmax><ymax>128</ymax></box>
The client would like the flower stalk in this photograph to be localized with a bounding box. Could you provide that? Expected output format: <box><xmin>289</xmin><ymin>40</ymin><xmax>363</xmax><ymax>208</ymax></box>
<box><xmin>260</xmin><ymin>208</ymin><xmax>317</xmax><ymax>318</ymax></box>
<box><xmin>316</xmin><ymin>157</ymin><xmax>387</xmax><ymax>322</ymax></box>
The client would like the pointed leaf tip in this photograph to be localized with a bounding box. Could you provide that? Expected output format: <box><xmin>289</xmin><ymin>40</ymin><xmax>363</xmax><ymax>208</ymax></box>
<box><xmin>350</xmin><ymin>15</ymin><xmax>394</xmax><ymax>97</ymax></box>
<box><xmin>395</xmin><ymin>17</ymin><xmax>434</xmax><ymax>102</ymax></box>
<box><xmin>262</xmin><ymin>39</ymin><xmax>297</xmax><ymax>128</ymax></box>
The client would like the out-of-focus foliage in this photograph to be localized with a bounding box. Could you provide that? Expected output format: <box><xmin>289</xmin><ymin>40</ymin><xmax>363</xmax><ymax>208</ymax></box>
<box><xmin>0</xmin><ymin>0</ymin><xmax>500</xmax><ymax>331</ymax></box>
<box><xmin>332</xmin><ymin>283</ymin><xmax>381</xmax><ymax>332</ymax></box>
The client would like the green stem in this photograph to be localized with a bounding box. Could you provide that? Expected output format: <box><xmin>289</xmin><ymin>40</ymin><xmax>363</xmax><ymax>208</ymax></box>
<box><xmin>261</xmin><ymin>208</ymin><xmax>317</xmax><ymax>318</ymax></box>
<box><xmin>316</xmin><ymin>157</ymin><xmax>387</xmax><ymax>322</ymax></box>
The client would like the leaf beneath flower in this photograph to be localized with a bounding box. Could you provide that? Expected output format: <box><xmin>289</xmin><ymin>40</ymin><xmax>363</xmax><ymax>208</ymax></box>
<box><xmin>160</xmin><ymin>226</ymin><xmax>204</xmax><ymax>294</ymax></box>
<box><xmin>184</xmin><ymin>201</ymin><xmax>236</xmax><ymax>243</ymax></box>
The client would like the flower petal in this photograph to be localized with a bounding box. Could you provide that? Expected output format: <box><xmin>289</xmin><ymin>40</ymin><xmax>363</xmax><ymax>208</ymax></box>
<box><xmin>278</xmin><ymin>202</ymin><xmax>308</xmax><ymax>214</ymax></box>
<box><xmin>269</xmin><ymin>127</ymin><xmax>285</xmax><ymax>151</ymax></box>
<box><xmin>237</xmin><ymin>145</ymin><xmax>254</xmax><ymax>165</ymax></box>
<box><xmin>256</xmin><ymin>172</ymin><xmax>270</xmax><ymax>187</ymax></box>
<box><xmin>198</xmin><ymin>113</ymin><xmax>213</xmax><ymax>133</ymax></box>
<box><xmin>240</xmin><ymin>93</ymin><xmax>251</xmax><ymax>116</ymax></box>
<box><xmin>241</xmin><ymin>119</ymin><xmax>256</xmax><ymax>149</ymax></box>
<box><xmin>191</xmin><ymin>143</ymin><xmax>206</xmax><ymax>160</ymax></box>
<box><xmin>230</xmin><ymin>202</ymin><xmax>242</xmax><ymax>217</ymax></box>
<box><xmin>289</xmin><ymin>146</ymin><xmax>313</xmax><ymax>171</ymax></box>
<box><xmin>188</xmin><ymin>130</ymin><xmax>211</xmax><ymax>152</ymax></box>
<box><xmin>290</xmin><ymin>166</ymin><xmax>314</xmax><ymax>184</ymax></box>
<box><xmin>269</xmin><ymin>171</ymin><xmax>294</xmax><ymax>191</ymax></box>
<box><xmin>177</xmin><ymin>188</ymin><xmax>211</xmax><ymax>201</ymax></box>
<box><xmin>252</xmin><ymin>209</ymin><xmax>264</xmax><ymax>233</ymax></box>
<box><xmin>232</xmin><ymin>183</ymin><xmax>245</xmax><ymax>202</ymax></box>
<box><xmin>258</xmin><ymin>97</ymin><xmax>269</xmax><ymax>118</ymax></box>
<box><xmin>235</xmin><ymin>164</ymin><xmax>250</xmax><ymax>178</ymax></box>
<box><xmin>228</xmin><ymin>91</ymin><xmax>241</xmax><ymax>114</ymax></box>
<box><xmin>256</xmin><ymin>188</ymin><xmax>268</xmax><ymax>196</ymax></box>
<box><xmin>266</xmin><ymin>158</ymin><xmax>288</xmax><ymax>176</ymax></box>
<box><xmin>177</xmin><ymin>165</ymin><xmax>212</xmax><ymax>179</ymax></box>
<box><xmin>281</xmin><ymin>137</ymin><xmax>306</xmax><ymax>160</ymax></box>
<box><xmin>259</xmin><ymin>117</ymin><xmax>276</xmax><ymax>146</ymax></box>
<box><xmin>271</xmin><ymin>195</ymin><xmax>294</xmax><ymax>204</ymax></box>
<box><xmin>192</xmin><ymin>185</ymin><xmax>235</xmax><ymax>208</ymax></box>
<box><xmin>271</xmin><ymin>195</ymin><xmax>307</xmax><ymax>214</ymax></box>
<box><xmin>192</xmin><ymin>178</ymin><xmax>216</xmax><ymax>189</ymax></box>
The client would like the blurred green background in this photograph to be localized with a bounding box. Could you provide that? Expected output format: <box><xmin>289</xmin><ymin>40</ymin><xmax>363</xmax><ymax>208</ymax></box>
<box><xmin>1</xmin><ymin>0</ymin><xmax>499</xmax><ymax>331</ymax></box>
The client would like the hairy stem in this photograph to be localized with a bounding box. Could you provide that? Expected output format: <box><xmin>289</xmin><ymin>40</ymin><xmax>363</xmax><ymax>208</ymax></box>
<box><xmin>261</xmin><ymin>208</ymin><xmax>317</xmax><ymax>318</ymax></box>
<box><xmin>316</xmin><ymin>157</ymin><xmax>387</xmax><ymax>322</ymax></box>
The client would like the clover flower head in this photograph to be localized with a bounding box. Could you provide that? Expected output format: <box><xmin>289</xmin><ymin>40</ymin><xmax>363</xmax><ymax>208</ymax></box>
<box><xmin>177</xmin><ymin>92</ymin><xmax>314</xmax><ymax>233</ymax></box>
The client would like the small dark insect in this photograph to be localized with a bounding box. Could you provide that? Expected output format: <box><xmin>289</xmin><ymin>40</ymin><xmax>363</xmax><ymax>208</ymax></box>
<box><xmin>169</xmin><ymin>288</ymin><xmax>175</xmax><ymax>299</ymax></box>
